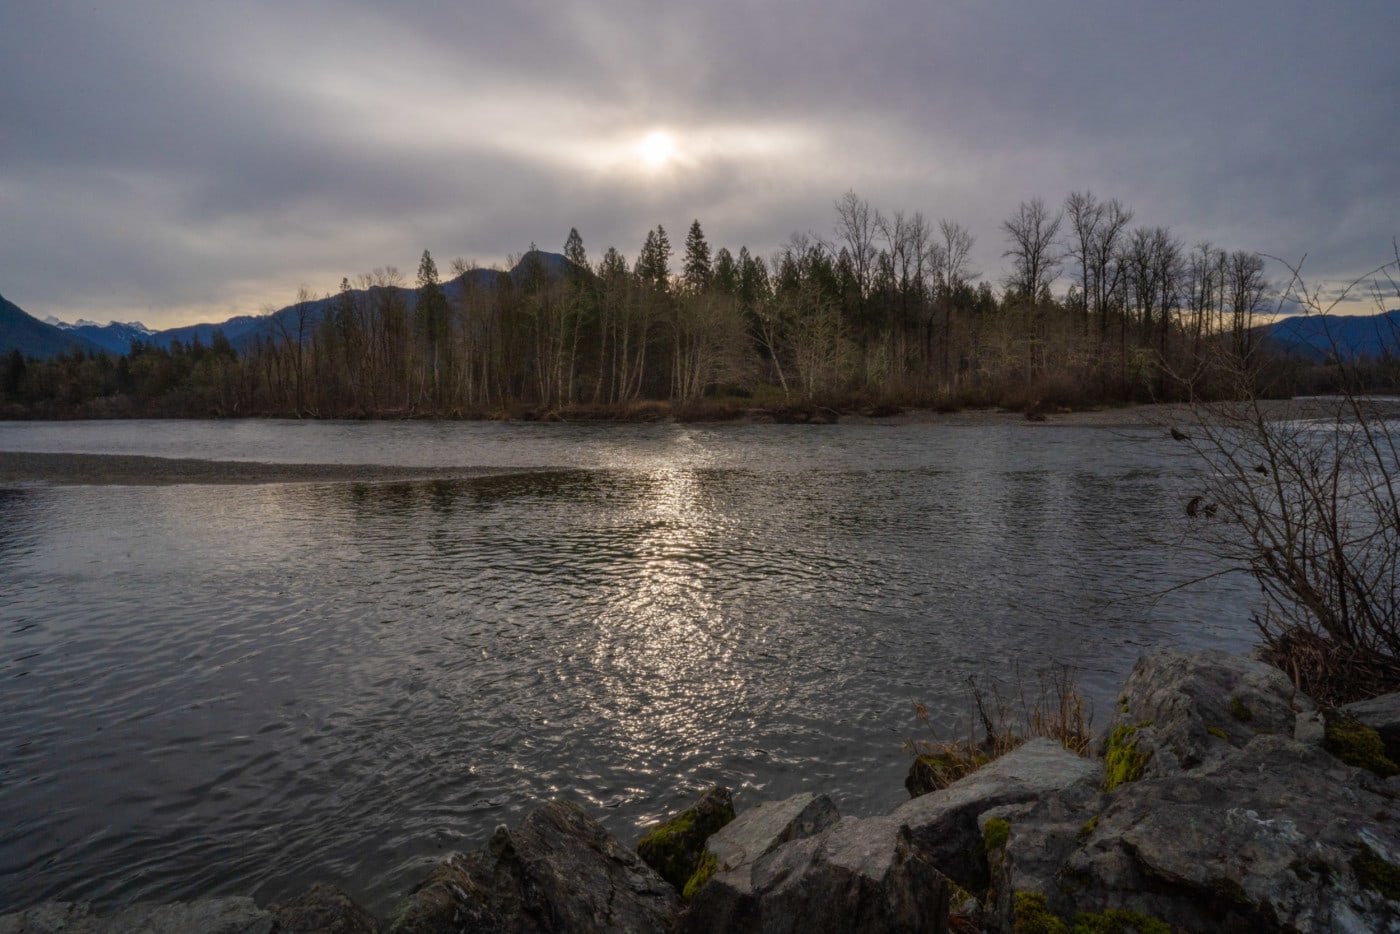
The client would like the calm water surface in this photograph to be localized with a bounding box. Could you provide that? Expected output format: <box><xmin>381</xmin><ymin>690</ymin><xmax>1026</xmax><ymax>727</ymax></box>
<box><xmin>0</xmin><ymin>419</ymin><xmax>1256</xmax><ymax>915</ymax></box>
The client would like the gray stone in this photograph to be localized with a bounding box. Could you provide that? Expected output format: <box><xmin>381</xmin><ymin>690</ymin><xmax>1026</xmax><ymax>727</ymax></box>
<box><xmin>0</xmin><ymin>898</ymin><xmax>272</xmax><ymax>934</ymax></box>
<box><xmin>703</xmin><ymin>792</ymin><xmax>840</xmax><ymax>875</ymax></box>
<box><xmin>979</xmin><ymin>783</ymin><xmax>1104</xmax><ymax>930</ymax></box>
<box><xmin>1344</xmin><ymin>692</ymin><xmax>1400</xmax><ymax>763</ymax></box>
<box><xmin>269</xmin><ymin>884</ymin><xmax>378</xmax><ymax>933</ymax></box>
<box><xmin>681</xmin><ymin>816</ymin><xmax>948</xmax><ymax>934</ymax></box>
<box><xmin>1104</xmin><ymin>649</ymin><xmax>1312</xmax><ymax>779</ymax></box>
<box><xmin>388</xmin><ymin>799</ymin><xmax>679</xmax><ymax>933</ymax></box>
<box><xmin>1026</xmin><ymin>735</ymin><xmax>1400</xmax><ymax>933</ymax></box>
<box><xmin>1295</xmin><ymin>709</ymin><xmax>1327</xmax><ymax>746</ymax></box>
<box><xmin>892</xmin><ymin>738</ymin><xmax>1098</xmax><ymax>890</ymax></box>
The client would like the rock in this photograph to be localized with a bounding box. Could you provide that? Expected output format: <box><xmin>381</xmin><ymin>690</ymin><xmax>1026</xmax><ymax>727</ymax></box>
<box><xmin>388</xmin><ymin>799</ymin><xmax>679</xmax><ymax>933</ymax></box>
<box><xmin>270</xmin><ymin>884</ymin><xmax>378</xmax><ymax>933</ymax></box>
<box><xmin>681</xmin><ymin>816</ymin><xmax>948</xmax><ymax>934</ymax></box>
<box><xmin>1344</xmin><ymin>693</ymin><xmax>1400</xmax><ymax>763</ymax></box>
<box><xmin>0</xmin><ymin>898</ymin><xmax>272</xmax><ymax>934</ymax></box>
<box><xmin>978</xmin><ymin>781</ymin><xmax>1104</xmax><ymax>930</ymax></box>
<box><xmin>906</xmin><ymin>750</ymin><xmax>987</xmax><ymax>798</ymax></box>
<box><xmin>1015</xmin><ymin>735</ymin><xmax>1400</xmax><ymax>933</ymax></box>
<box><xmin>702</xmin><ymin>792</ymin><xmax>840</xmax><ymax>876</ymax></box>
<box><xmin>636</xmin><ymin>786</ymin><xmax>735</xmax><ymax>892</ymax></box>
<box><xmin>1104</xmin><ymin>649</ymin><xmax>1312</xmax><ymax>780</ymax></box>
<box><xmin>892</xmin><ymin>738</ymin><xmax>1098</xmax><ymax>890</ymax></box>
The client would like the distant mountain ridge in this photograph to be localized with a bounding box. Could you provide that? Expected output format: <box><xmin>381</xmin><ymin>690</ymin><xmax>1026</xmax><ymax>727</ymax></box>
<box><xmin>45</xmin><ymin>317</ymin><xmax>158</xmax><ymax>355</ymax></box>
<box><xmin>1262</xmin><ymin>309</ymin><xmax>1400</xmax><ymax>362</ymax></box>
<box><xmin>2</xmin><ymin>251</ymin><xmax>571</xmax><ymax>359</ymax></box>
<box><xmin>1</xmin><ymin>293</ymin><xmax>107</xmax><ymax>358</ymax></box>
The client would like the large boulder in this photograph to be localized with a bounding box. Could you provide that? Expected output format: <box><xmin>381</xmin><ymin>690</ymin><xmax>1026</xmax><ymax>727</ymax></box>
<box><xmin>388</xmin><ymin>800</ymin><xmax>680</xmax><ymax>933</ymax></box>
<box><xmin>892</xmin><ymin>738</ymin><xmax>1099</xmax><ymax>891</ymax></box>
<box><xmin>681</xmin><ymin>816</ymin><xmax>948</xmax><ymax>934</ymax></box>
<box><xmin>1103</xmin><ymin>649</ymin><xmax>1314</xmax><ymax>782</ymax></box>
<box><xmin>635</xmin><ymin>786</ymin><xmax>735</xmax><ymax>892</ymax></box>
<box><xmin>1055</xmin><ymin>734</ymin><xmax>1400</xmax><ymax>933</ymax></box>
<box><xmin>980</xmin><ymin>651</ymin><xmax>1400</xmax><ymax>933</ymax></box>
<box><xmin>702</xmin><ymin>792</ymin><xmax>840</xmax><ymax>879</ymax></box>
<box><xmin>0</xmin><ymin>898</ymin><xmax>272</xmax><ymax>934</ymax></box>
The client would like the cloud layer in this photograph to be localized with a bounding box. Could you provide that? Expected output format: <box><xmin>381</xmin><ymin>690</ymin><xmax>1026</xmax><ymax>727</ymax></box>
<box><xmin>3</xmin><ymin>0</ymin><xmax>1396</xmax><ymax>327</ymax></box>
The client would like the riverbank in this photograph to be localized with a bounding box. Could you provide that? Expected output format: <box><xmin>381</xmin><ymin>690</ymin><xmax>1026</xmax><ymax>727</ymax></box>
<box><xmin>5</xmin><ymin>649</ymin><xmax>1398</xmax><ymax>932</ymax></box>
<box><xmin>1</xmin><ymin>399</ymin><xmax>1384</xmax><ymax>485</ymax></box>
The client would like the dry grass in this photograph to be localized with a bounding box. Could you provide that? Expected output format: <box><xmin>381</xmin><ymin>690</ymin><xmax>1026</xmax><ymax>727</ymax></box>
<box><xmin>904</xmin><ymin>664</ymin><xmax>1093</xmax><ymax>792</ymax></box>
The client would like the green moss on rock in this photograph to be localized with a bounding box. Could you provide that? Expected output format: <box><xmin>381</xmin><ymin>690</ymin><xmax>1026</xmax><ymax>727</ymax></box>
<box><xmin>1206</xmin><ymin>725</ymin><xmax>1229</xmax><ymax>742</ymax></box>
<box><xmin>1229</xmin><ymin>696</ymin><xmax>1253</xmax><ymax>722</ymax></box>
<box><xmin>1325</xmin><ymin>714</ymin><xmax>1400</xmax><ymax>778</ymax></box>
<box><xmin>1352</xmin><ymin>843</ymin><xmax>1400</xmax><ymax>902</ymax></box>
<box><xmin>681</xmin><ymin>851</ymin><xmax>718</xmax><ymax>901</ymax></box>
<box><xmin>1078</xmin><ymin>816</ymin><xmax>1099</xmax><ymax>841</ymax></box>
<box><xmin>1070</xmin><ymin>908</ymin><xmax>1172</xmax><ymax>933</ymax></box>
<box><xmin>1013</xmin><ymin>891</ymin><xmax>1069</xmax><ymax>934</ymax></box>
<box><xmin>635</xmin><ymin>787</ymin><xmax>735</xmax><ymax>891</ymax></box>
<box><xmin>1103</xmin><ymin>725</ymin><xmax>1151</xmax><ymax>792</ymax></box>
<box><xmin>983</xmin><ymin>817</ymin><xmax>1011</xmax><ymax>852</ymax></box>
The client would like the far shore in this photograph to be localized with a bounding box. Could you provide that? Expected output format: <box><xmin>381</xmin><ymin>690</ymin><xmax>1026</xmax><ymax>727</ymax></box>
<box><xmin>1</xmin><ymin>399</ymin><xmax>1390</xmax><ymax>486</ymax></box>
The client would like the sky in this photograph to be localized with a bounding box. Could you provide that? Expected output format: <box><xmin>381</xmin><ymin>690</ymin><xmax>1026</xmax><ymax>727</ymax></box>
<box><xmin>2</xmin><ymin>0</ymin><xmax>1397</xmax><ymax>330</ymax></box>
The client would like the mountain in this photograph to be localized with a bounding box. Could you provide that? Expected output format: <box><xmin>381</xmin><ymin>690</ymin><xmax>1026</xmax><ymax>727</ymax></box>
<box><xmin>44</xmin><ymin>317</ymin><xmax>158</xmax><ymax>355</ymax></box>
<box><xmin>1</xmin><ymin>293</ymin><xmax>107</xmax><ymax>359</ymax></box>
<box><xmin>4</xmin><ymin>251</ymin><xmax>574</xmax><ymax>359</ymax></box>
<box><xmin>150</xmin><ymin>251</ymin><xmax>562</xmax><ymax>352</ymax></box>
<box><xmin>1263</xmin><ymin>309</ymin><xmax>1400</xmax><ymax>362</ymax></box>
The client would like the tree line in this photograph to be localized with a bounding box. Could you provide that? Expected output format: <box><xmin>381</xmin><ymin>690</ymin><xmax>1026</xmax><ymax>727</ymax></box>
<box><xmin>2</xmin><ymin>190</ymin><xmax>1385</xmax><ymax>419</ymax></box>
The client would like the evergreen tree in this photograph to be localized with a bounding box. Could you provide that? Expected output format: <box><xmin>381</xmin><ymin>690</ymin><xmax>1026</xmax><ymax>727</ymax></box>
<box><xmin>417</xmin><ymin>249</ymin><xmax>450</xmax><ymax>405</ymax></box>
<box><xmin>683</xmin><ymin>219</ymin><xmax>712</xmax><ymax>294</ymax></box>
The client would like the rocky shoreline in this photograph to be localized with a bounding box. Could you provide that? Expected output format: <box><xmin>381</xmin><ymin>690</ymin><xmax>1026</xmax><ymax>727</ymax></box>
<box><xmin>5</xmin><ymin>648</ymin><xmax>1399</xmax><ymax>933</ymax></box>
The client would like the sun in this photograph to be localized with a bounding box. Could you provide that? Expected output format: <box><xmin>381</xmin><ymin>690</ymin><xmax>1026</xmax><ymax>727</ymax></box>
<box><xmin>638</xmin><ymin>130</ymin><xmax>676</xmax><ymax>169</ymax></box>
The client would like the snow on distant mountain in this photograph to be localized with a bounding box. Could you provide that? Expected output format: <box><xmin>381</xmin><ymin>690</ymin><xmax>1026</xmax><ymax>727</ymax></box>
<box><xmin>2</xmin><ymin>295</ymin><xmax>107</xmax><ymax>358</ymax></box>
<box><xmin>43</xmin><ymin>318</ymin><xmax>160</xmax><ymax>354</ymax></box>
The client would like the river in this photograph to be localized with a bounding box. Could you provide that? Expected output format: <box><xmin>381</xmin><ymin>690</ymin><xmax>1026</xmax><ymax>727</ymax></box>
<box><xmin>0</xmin><ymin>418</ymin><xmax>1257</xmax><ymax>915</ymax></box>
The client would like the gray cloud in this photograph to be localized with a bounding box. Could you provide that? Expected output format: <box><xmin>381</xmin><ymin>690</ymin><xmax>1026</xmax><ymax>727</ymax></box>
<box><xmin>2</xmin><ymin>0</ymin><xmax>1396</xmax><ymax>328</ymax></box>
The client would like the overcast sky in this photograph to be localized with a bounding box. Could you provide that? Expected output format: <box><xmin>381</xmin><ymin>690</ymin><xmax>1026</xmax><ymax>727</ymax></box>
<box><xmin>2</xmin><ymin>0</ymin><xmax>1396</xmax><ymax>329</ymax></box>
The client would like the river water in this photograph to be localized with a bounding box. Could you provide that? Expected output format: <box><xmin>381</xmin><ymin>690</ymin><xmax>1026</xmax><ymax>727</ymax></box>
<box><xmin>0</xmin><ymin>419</ymin><xmax>1257</xmax><ymax>915</ymax></box>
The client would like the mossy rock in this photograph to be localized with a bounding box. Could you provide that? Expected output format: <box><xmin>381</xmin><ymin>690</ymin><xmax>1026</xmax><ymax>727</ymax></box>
<box><xmin>636</xmin><ymin>786</ymin><xmax>735</xmax><ymax>892</ymax></box>
<box><xmin>983</xmin><ymin>817</ymin><xmax>1010</xmax><ymax>853</ymax></box>
<box><xmin>1206</xmin><ymin>725</ymin><xmax>1229</xmax><ymax>742</ymax></box>
<box><xmin>1013</xmin><ymin>891</ymin><xmax>1068</xmax><ymax>934</ymax></box>
<box><xmin>1071</xmin><ymin>908</ymin><xmax>1173</xmax><ymax>933</ymax></box>
<box><xmin>906</xmin><ymin>748</ymin><xmax>990</xmax><ymax>797</ymax></box>
<box><xmin>1324</xmin><ymin>713</ymin><xmax>1400</xmax><ymax>778</ymax></box>
<box><xmin>681</xmin><ymin>851</ymin><xmax>718</xmax><ymax>901</ymax></box>
<box><xmin>1229</xmin><ymin>696</ymin><xmax>1253</xmax><ymax>723</ymax></box>
<box><xmin>1352</xmin><ymin>842</ymin><xmax>1400</xmax><ymax>902</ymax></box>
<box><xmin>1103</xmin><ymin>725</ymin><xmax>1151</xmax><ymax>792</ymax></box>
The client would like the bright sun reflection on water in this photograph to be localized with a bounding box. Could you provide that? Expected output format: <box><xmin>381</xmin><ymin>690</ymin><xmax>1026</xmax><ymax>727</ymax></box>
<box><xmin>590</xmin><ymin>467</ymin><xmax>747</xmax><ymax>787</ymax></box>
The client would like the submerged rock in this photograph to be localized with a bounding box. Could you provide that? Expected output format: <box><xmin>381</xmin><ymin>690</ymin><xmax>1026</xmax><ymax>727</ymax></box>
<box><xmin>635</xmin><ymin>786</ymin><xmax>736</xmax><ymax>892</ymax></box>
<box><xmin>681</xmin><ymin>816</ymin><xmax>948</xmax><ymax>934</ymax></box>
<box><xmin>388</xmin><ymin>799</ymin><xmax>679</xmax><ymax>933</ymax></box>
<box><xmin>0</xmin><ymin>898</ymin><xmax>272</xmax><ymax>934</ymax></box>
<box><xmin>269</xmin><ymin>884</ymin><xmax>378</xmax><ymax>934</ymax></box>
